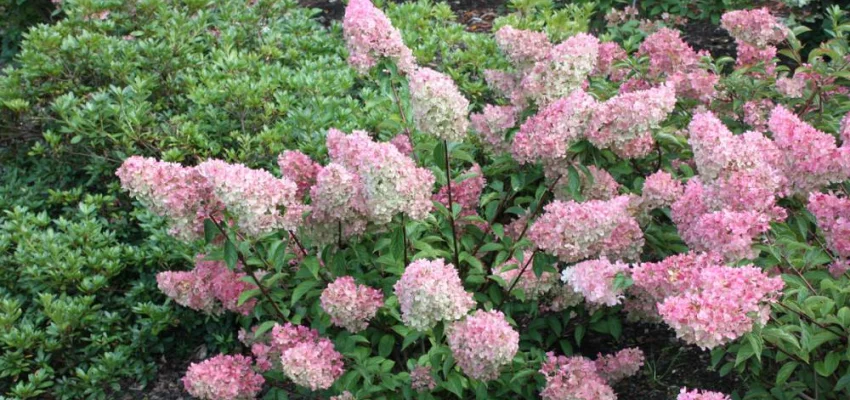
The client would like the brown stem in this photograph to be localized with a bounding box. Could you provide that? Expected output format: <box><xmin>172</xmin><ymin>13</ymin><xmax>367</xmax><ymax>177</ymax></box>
<box><xmin>777</xmin><ymin>301</ymin><xmax>848</xmax><ymax>339</ymax></box>
<box><xmin>288</xmin><ymin>230</ymin><xmax>309</xmax><ymax>257</ymax></box>
<box><xmin>444</xmin><ymin>140</ymin><xmax>461</xmax><ymax>268</ymax></box>
<box><xmin>208</xmin><ymin>218</ymin><xmax>288</xmax><ymax>322</ymax></box>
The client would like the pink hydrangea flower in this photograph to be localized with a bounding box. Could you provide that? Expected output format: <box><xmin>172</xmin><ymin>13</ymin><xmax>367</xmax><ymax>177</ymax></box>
<box><xmin>492</xmin><ymin>251</ymin><xmax>558</xmax><ymax>299</ymax></box>
<box><xmin>433</xmin><ymin>163</ymin><xmax>486</xmax><ymax>231</ymax></box>
<box><xmin>389</xmin><ymin>134</ymin><xmax>414</xmax><ymax>156</ymax></box>
<box><xmin>343</xmin><ymin>0</ymin><xmax>415</xmax><ymax>74</ymax></box>
<box><xmin>638</xmin><ymin>28</ymin><xmax>703</xmax><ymax>77</ymax></box>
<box><xmin>409</xmin><ymin>67</ymin><xmax>470</xmax><ymax>142</ymax></box>
<box><xmin>157</xmin><ymin>257</ymin><xmax>256</xmax><ymax>315</ymax></box>
<box><xmin>587</xmin><ymin>84</ymin><xmax>677</xmax><ymax>159</ymax></box>
<box><xmin>183</xmin><ymin>354</ymin><xmax>264</xmax><ymax>400</ymax></box>
<box><xmin>578</xmin><ymin>165</ymin><xmax>621</xmax><ymax>201</ymax></box>
<box><xmin>330</xmin><ymin>392</ymin><xmax>356</xmax><ymax>400</ymax></box>
<box><xmin>776</xmin><ymin>76</ymin><xmax>805</xmax><ymax>98</ymax></box>
<box><xmin>307</xmin><ymin>163</ymin><xmax>368</xmax><ymax>244</ymax></box>
<box><xmin>561</xmin><ymin>258</ymin><xmax>629</xmax><ymax>307</ymax></box>
<box><xmin>721</xmin><ymin>8</ymin><xmax>786</xmax><ymax>48</ymax></box>
<box><xmin>658</xmin><ymin>265</ymin><xmax>783</xmax><ymax>349</ymax></box>
<box><xmin>394</xmin><ymin>259</ymin><xmax>475</xmax><ymax>331</ymax></box>
<box><xmin>116</xmin><ymin>156</ymin><xmax>219</xmax><ymax>241</ymax></box>
<box><xmin>447</xmin><ymin>310</ymin><xmax>519</xmax><ymax>381</ymax></box>
<box><xmin>641</xmin><ymin>170</ymin><xmax>684</xmax><ymax>210</ymax></box>
<box><xmin>629</xmin><ymin>252</ymin><xmax>723</xmax><ymax>320</ymax></box>
<box><xmin>808</xmin><ymin>192</ymin><xmax>850</xmax><ymax>259</ymax></box>
<box><xmin>520</xmin><ymin>33</ymin><xmax>599</xmax><ymax>106</ymax></box>
<box><xmin>735</xmin><ymin>42</ymin><xmax>777</xmax><ymax>74</ymax></box>
<box><xmin>278</xmin><ymin>150</ymin><xmax>321</xmax><ymax>199</ymax></box>
<box><xmin>594</xmin><ymin>41</ymin><xmax>628</xmax><ymax>80</ymax></box>
<box><xmin>594</xmin><ymin>348</ymin><xmax>645</xmax><ymax>382</ymax></box>
<box><xmin>681</xmin><ymin>207</ymin><xmax>771</xmax><ymax>261</ymax></box>
<box><xmin>539</xmin><ymin>353</ymin><xmax>616</xmax><ymax>400</ymax></box>
<box><xmin>743</xmin><ymin>99</ymin><xmax>774</xmax><ymax>131</ymax></box>
<box><xmin>197</xmin><ymin>160</ymin><xmax>305</xmax><ymax>237</ymax></box>
<box><xmin>840</xmin><ymin>111</ymin><xmax>850</xmax><ymax>146</ymax></box>
<box><xmin>667</xmin><ymin>69</ymin><xmax>718</xmax><ymax>103</ymax></box>
<box><xmin>678</xmin><ymin>388</ymin><xmax>732</xmax><ymax>400</ymax></box>
<box><xmin>529</xmin><ymin>195</ymin><xmax>643</xmax><ymax>263</ymax></box>
<box><xmin>247</xmin><ymin>323</ymin><xmax>344</xmax><ymax>390</ymax></box>
<box><xmin>470</xmin><ymin>104</ymin><xmax>517</xmax><ymax>154</ymax></box>
<box><xmin>327</xmin><ymin>129</ymin><xmax>435</xmax><ymax>224</ymax></box>
<box><xmin>410</xmin><ymin>366</ymin><xmax>436</xmax><ymax>391</ymax></box>
<box><xmin>512</xmin><ymin>89</ymin><xmax>597</xmax><ymax>164</ymax></box>
<box><xmin>768</xmin><ymin>105</ymin><xmax>850</xmax><ymax>194</ymax></box>
<box><xmin>494</xmin><ymin>26</ymin><xmax>552</xmax><ymax>68</ymax></box>
<box><xmin>320</xmin><ymin>276</ymin><xmax>384</xmax><ymax>332</ymax></box>
<box><xmin>542</xmin><ymin>283</ymin><xmax>584</xmax><ymax>312</ymax></box>
<box><xmin>483</xmin><ymin>69</ymin><xmax>519</xmax><ymax>100</ymax></box>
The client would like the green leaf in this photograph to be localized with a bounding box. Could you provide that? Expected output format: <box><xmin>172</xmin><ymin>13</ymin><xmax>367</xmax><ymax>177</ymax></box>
<box><xmin>238</xmin><ymin>289</ymin><xmax>261</xmax><ymax>307</ymax></box>
<box><xmin>204</xmin><ymin>219</ymin><xmax>220</xmax><ymax>244</ymax></box>
<box><xmin>224</xmin><ymin>240</ymin><xmax>238</xmax><ymax>270</ymax></box>
<box><xmin>434</xmin><ymin>141</ymin><xmax>447</xmax><ymax>172</ymax></box>
<box><xmin>574</xmin><ymin>324</ymin><xmax>585</xmax><ymax>346</ymax></box>
<box><xmin>291</xmin><ymin>281</ymin><xmax>318</xmax><ymax>306</ymax></box>
<box><xmin>254</xmin><ymin>321</ymin><xmax>277</xmax><ymax>337</ymax></box>
<box><xmin>815</xmin><ymin>351</ymin><xmax>840</xmax><ymax>377</ymax></box>
<box><xmin>378</xmin><ymin>335</ymin><xmax>396</xmax><ymax>358</ymax></box>
<box><xmin>835</xmin><ymin>373</ymin><xmax>850</xmax><ymax>391</ymax></box>
<box><xmin>443</xmin><ymin>373</ymin><xmax>464</xmax><ymax>398</ymax></box>
<box><xmin>775</xmin><ymin>361</ymin><xmax>797</xmax><ymax>386</ymax></box>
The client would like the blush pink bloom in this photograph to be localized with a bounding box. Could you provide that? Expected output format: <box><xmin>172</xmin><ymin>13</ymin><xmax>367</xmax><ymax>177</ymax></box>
<box><xmin>529</xmin><ymin>195</ymin><xmax>644</xmax><ymax>263</ymax></box>
<box><xmin>840</xmin><ymin>111</ymin><xmax>850</xmax><ymax>146</ymax></box>
<box><xmin>735</xmin><ymin>42</ymin><xmax>777</xmax><ymax>75</ymax></box>
<box><xmin>561</xmin><ymin>258</ymin><xmax>629</xmax><ymax>307</ymax></box>
<box><xmin>483</xmin><ymin>69</ymin><xmax>520</xmax><ymax>100</ymax></box>
<box><xmin>409</xmin><ymin>67</ymin><xmax>470</xmax><ymax>142</ymax></box>
<box><xmin>278</xmin><ymin>150</ymin><xmax>321</xmax><ymax>199</ymax></box>
<box><xmin>330</xmin><ymin>392</ymin><xmax>355</xmax><ymax>400</ymax></box>
<box><xmin>470</xmin><ymin>104</ymin><xmax>518</xmax><ymax>154</ymax></box>
<box><xmin>157</xmin><ymin>257</ymin><xmax>256</xmax><ymax>315</ymax></box>
<box><xmin>638</xmin><ymin>28</ymin><xmax>704</xmax><ymax>77</ymax></box>
<box><xmin>743</xmin><ymin>99</ymin><xmax>774</xmax><ymax>131</ymax></box>
<box><xmin>629</xmin><ymin>252</ymin><xmax>723</xmax><ymax>320</ymax></box>
<box><xmin>389</xmin><ymin>134</ymin><xmax>414</xmax><ymax>156</ymax></box>
<box><xmin>343</xmin><ymin>0</ymin><xmax>415</xmax><ymax>74</ymax></box>
<box><xmin>320</xmin><ymin>276</ymin><xmax>384</xmax><ymax>332</ymax></box>
<box><xmin>658</xmin><ymin>265</ymin><xmax>783</xmax><ymax>349</ymax></box>
<box><xmin>594</xmin><ymin>348</ymin><xmax>645</xmax><ymax>382</ymax></box>
<box><xmin>641</xmin><ymin>171</ymin><xmax>684</xmax><ymax>210</ymax></box>
<box><xmin>447</xmin><ymin>310</ymin><xmax>519</xmax><ymax>381</ymax></box>
<box><xmin>667</xmin><ymin>69</ymin><xmax>718</xmax><ymax>103</ymax></box>
<box><xmin>587</xmin><ymin>84</ymin><xmax>677</xmax><ymax>159</ymax></box>
<box><xmin>394</xmin><ymin>259</ymin><xmax>475</xmax><ymax>331</ymax></box>
<box><xmin>594</xmin><ymin>41</ymin><xmax>628</xmax><ymax>81</ymax></box>
<box><xmin>410</xmin><ymin>366</ymin><xmax>436</xmax><ymax>391</ymax></box>
<box><xmin>808</xmin><ymin>192</ymin><xmax>850</xmax><ymax>259</ymax></box>
<box><xmin>520</xmin><ymin>33</ymin><xmax>599</xmax><ymax>106</ymax></box>
<box><xmin>307</xmin><ymin>163</ymin><xmax>368</xmax><ymax>244</ymax></box>
<box><xmin>769</xmin><ymin>105</ymin><xmax>850</xmax><ymax>194</ymax></box>
<box><xmin>494</xmin><ymin>26</ymin><xmax>552</xmax><ymax>68</ymax></box>
<box><xmin>197</xmin><ymin>160</ymin><xmax>305</xmax><ymax>237</ymax></box>
<box><xmin>182</xmin><ymin>354</ymin><xmax>264</xmax><ymax>400</ymax></box>
<box><xmin>512</xmin><ymin>89</ymin><xmax>597</xmax><ymax>164</ymax></box>
<box><xmin>720</xmin><ymin>8</ymin><xmax>786</xmax><ymax>48</ymax></box>
<box><xmin>776</xmin><ymin>76</ymin><xmax>805</xmax><ymax>98</ymax></box>
<box><xmin>539</xmin><ymin>353</ymin><xmax>616</xmax><ymax>400</ymax></box>
<box><xmin>678</xmin><ymin>388</ymin><xmax>732</xmax><ymax>400</ymax></box>
<box><xmin>249</xmin><ymin>323</ymin><xmax>344</xmax><ymax>390</ymax></box>
<box><xmin>327</xmin><ymin>128</ymin><xmax>435</xmax><ymax>224</ymax></box>
<box><xmin>116</xmin><ymin>156</ymin><xmax>219</xmax><ymax>241</ymax></box>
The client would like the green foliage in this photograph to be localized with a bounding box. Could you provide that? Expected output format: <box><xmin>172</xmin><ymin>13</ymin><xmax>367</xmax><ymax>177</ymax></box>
<box><xmin>0</xmin><ymin>0</ymin><xmax>55</xmax><ymax>64</ymax></box>
<box><xmin>0</xmin><ymin>198</ymin><xmax>184</xmax><ymax>399</ymax></box>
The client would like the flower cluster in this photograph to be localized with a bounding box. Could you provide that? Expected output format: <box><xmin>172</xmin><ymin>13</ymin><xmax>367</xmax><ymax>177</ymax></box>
<box><xmin>743</xmin><ymin>99</ymin><xmax>774</xmax><ymax>131</ymax></box>
<box><xmin>320</xmin><ymin>276</ymin><xmax>384</xmax><ymax>332</ymax></box>
<box><xmin>246</xmin><ymin>323</ymin><xmax>344</xmax><ymax>390</ymax></box>
<box><xmin>720</xmin><ymin>8</ymin><xmax>786</xmax><ymax>48</ymax></box>
<box><xmin>470</xmin><ymin>104</ymin><xmax>517</xmax><ymax>154</ymax></box>
<box><xmin>721</xmin><ymin>8</ymin><xmax>785</xmax><ymax>75</ymax></box>
<box><xmin>512</xmin><ymin>90</ymin><xmax>597</xmax><ymax>164</ymax></box>
<box><xmin>520</xmin><ymin>33</ymin><xmax>599</xmax><ymax>106</ymax></box>
<box><xmin>182</xmin><ymin>354</ymin><xmax>264</xmax><ymax>400</ymax></box>
<box><xmin>539</xmin><ymin>353</ymin><xmax>616</xmax><ymax>400</ymax></box>
<box><xmin>198</xmin><ymin>159</ymin><xmax>305</xmax><ymax>237</ymax></box>
<box><xmin>330</xmin><ymin>392</ymin><xmax>356</xmax><ymax>400</ymax></box>
<box><xmin>638</xmin><ymin>28</ymin><xmax>703</xmax><ymax>77</ymax></box>
<box><xmin>640</xmin><ymin>170</ymin><xmax>684</xmax><ymax>210</ymax></box>
<box><xmin>447</xmin><ymin>310</ymin><xmax>519</xmax><ymax>381</ymax></box>
<box><xmin>116</xmin><ymin>156</ymin><xmax>219</xmax><ymax>241</ymax></box>
<box><xmin>808</xmin><ymin>192</ymin><xmax>850</xmax><ymax>259</ymax></box>
<box><xmin>278</xmin><ymin>150</ymin><xmax>321</xmax><ymax>199</ymax></box>
<box><xmin>342</xmin><ymin>0</ymin><xmax>415</xmax><ymax>74</ymax></box>
<box><xmin>529</xmin><ymin>195</ymin><xmax>644</xmax><ymax>263</ymax></box>
<box><xmin>492</xmin><ymin>251</ymin><xmax>558</xmax><ymax>299</ymax></box>
<box><xmin>768</xmin><ymin>105</ymin><xmax>850</xmax><ymax>194</ymax></box>
<box><xmin>410</xmin><ymin>366</ymin><xmax>436</xmax><ymax>392</ymax></box>
<box><xmin>628</xmin><ymin>252</ymin><xmax>724</xmax><ymax>321</ymax></box>
<box><xmin>409</xmin><ymin>67</ymin><xmax>470</xmax><ymax>142</ymax></box>
<box><xmin>326</xmin><ymin>129</ymin><xmax>435</xmax><ymax>225</ymax></box>
<box><xmin>594</xmin><ymin>348</ymin><xmax>646</xmax><ymax>382</ymax></box>
<box><xmin>657</xmin><ymin>264</ymin><xmax>784</xmax><ymax>349</ymax></box>
<box><xmin>156</xmin><ymin>257</ymin><xmax>257</xmax><ymax>316</ymax></box>
<box><xmin>594</xmin><ymin>41</ymin><xmax>628</xmax><ymax>81</ymax></box>
<box><xmin>494</xmin><ymin>26</ymin><xmax>551</xmax><ymax>68</ymax></box>
<box><xmin>776</xmin><ymin>76</ymin><xmax>805</xmax><ymax>98</ymax></box>
<box><xmin>678</xmin><ymin>388</ymin><xmax>732</xmax><ymax>400</ymax></box>
<box><xmin>562</xmin><ymin>258</ymin><xmax>629</xmax><ymax>307</ymax></box>
<box><xmin>587</xmin><ymin>84</ymin><xmax>677</xmax><ymax>158</ymax></box>
<box><xmin>394</xmin><ymin>259</ymin><xmax>475</xmax><ymax>331</ymax></box>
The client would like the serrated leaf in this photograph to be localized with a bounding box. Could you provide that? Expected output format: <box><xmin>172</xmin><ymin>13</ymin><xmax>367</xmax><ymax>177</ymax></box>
<box><xmin>291</xmin><ymin>281</ymin><xmax>318</xmax><ymax>306</ymax></box>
